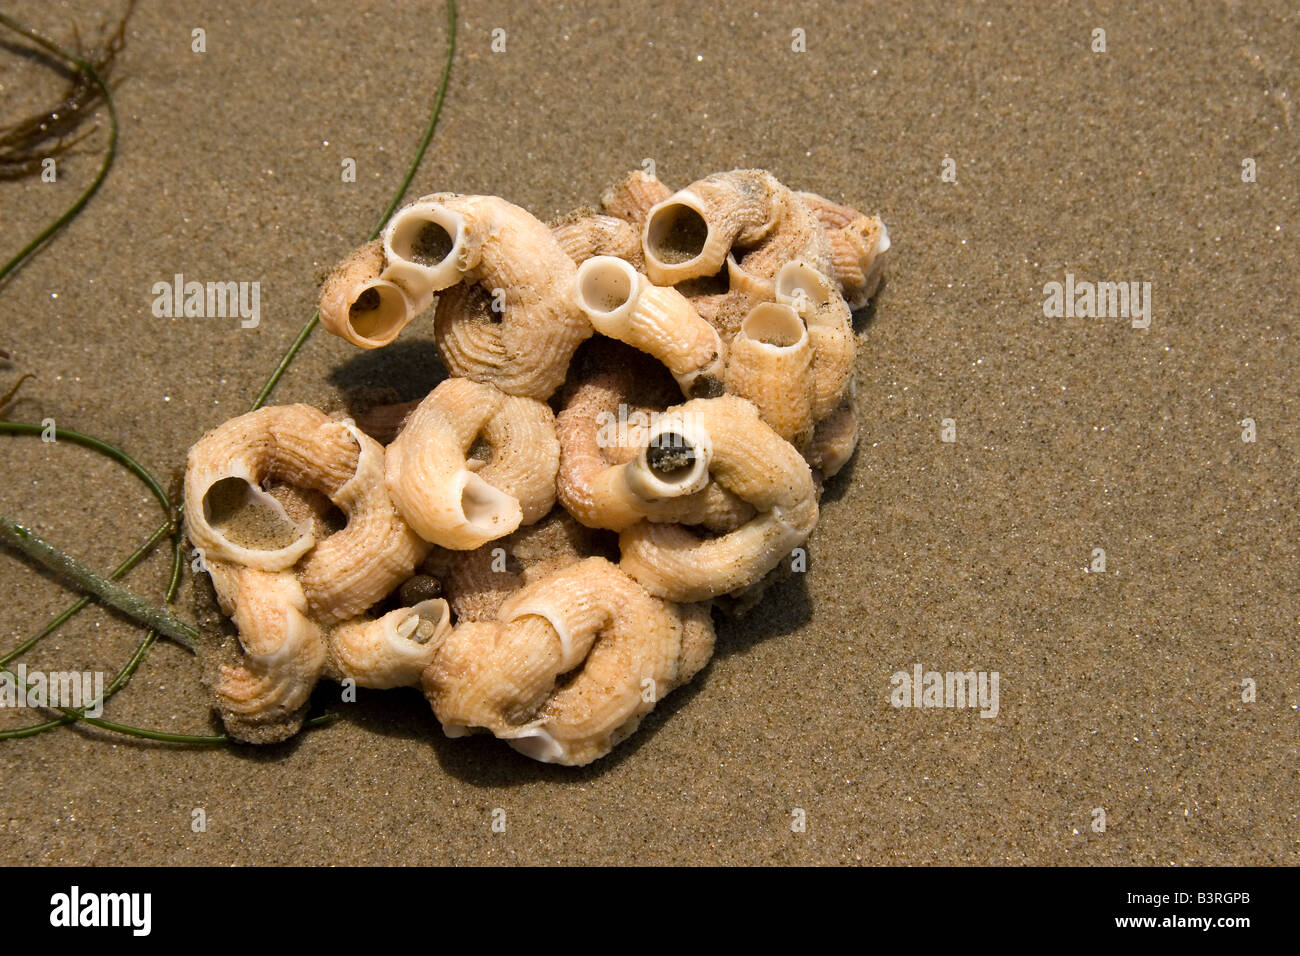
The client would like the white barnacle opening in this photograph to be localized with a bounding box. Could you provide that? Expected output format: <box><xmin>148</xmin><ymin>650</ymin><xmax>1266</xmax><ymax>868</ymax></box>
<box><xmin>625</xmin><ymin>413</ymin><xmax>712</xmax><ymax>501</ymax></box>
<box><xmin>382</xmin><ymin>201</ymin><xmax>470</xmax><ymax>299</ymax></box>
<box><xmin>775</xmin><ymin>260</ymin><xmax>835</xmax><ymax>317</ymax></box>
<box><xmin>642</xmin><ymin>193</ymin><xmax>716</xmax><ymax>284</ymax></box>
<box><xmin>575</xmin><ymin>254</ymin><xmax>640</xmax><ymax>323</ymax></box>
<box><xmin>501</xmin><ymin>723</ymin><xmax>566</xmax><ymax>763</ymax></box>
<box><xmin>395</xmin><ymin>599</ymin><xmax>452</xmax><ymax>646</ymax></box>
<box><xmin>197</xmin><ymin>473</ymin><xmax>314</xmax><ymax>570</ymax></box>
<box><xmin>341</xmin><ymin>278</ymin><xmax>413</xmax><ymax>348</ymax></box>
<box><xmin>740</xmin><ymin>302</ymin><xmax>808</xmax><ymax>352</ymax></box>
<box><xmin>454</xmin><ymin>468</ymin><xmax>524</xmax><ymax>545</ymax></box>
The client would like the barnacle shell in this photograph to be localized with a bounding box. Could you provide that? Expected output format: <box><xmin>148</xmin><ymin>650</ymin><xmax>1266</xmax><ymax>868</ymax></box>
<box><xmin>183</xmin><ymin>406</ymin><xmax>428</xmax><ymax>625</ymax></box>
<box><xmin>205</xmin><ymin>561</ymin><xmax>327</xmax><ymax>742</ymax></box>
<box><xmin>380</xmin><ymin>191</ymin><xmax>476</xmax><ymax>300</ymax></box>
<box><xmin>298</xmin><ymin>421</ymin><xmax>430</xmax><ymax>624</ymax></box>
<box><xmin>551</xmin><ymin>211</ymin><xmax>643</xmax><ymax>267</ymax></box>
<box><xmin>696</xmin><ymin>289</ymin><xmax>759</xmax><ymax>346</ymax></box>
<box><xmin>724</xmin><ymin>302</ymin><xmax>815</xmax><ymax>446</ymax></box>
<box><xmin>194</xmin><ymin>168</ymin><xmax>885</xmax><ymax>762</ymax></box>
<box><xmin>327</xmin><ymin>599</ymin><xmax>452</xmax><ymax>689</ymax></box>
<box><xmin>619</xmin><ymin>395</ymin><xmax>819</xmax><ymax>601</ymax></box>
<box><xmin>184</xmin><ymin>404</ymin><xmax>343</xmax><ymax>571</ymax></box>
<box><xmin>672</xmin><ymin>600</ymin><xmax>717</xmax><ymax>685</ymax></box>
<box><xmin>422</xmin><ymin>557</ymin><xmax>714</xmax><ymax>766</ymax></box>
<box><xmin>723</xmin><ymin>187</ymin><xmax>832</xmax><ymax>301</ymax></box>
<box><xmin>798</xmin><ymin>192</ymin><xmax>891</xmax><ymax>309</ymax></box>
<box><xmin>806</xmin><ymin>396</ymin><xmax>859</xmax><ymax>479</ymax></box>
<box><xmin>556</xmin><ymin>363</ymin><xmax>757</xmax><ymax>533</ymax></box>
<box><xmin>319</xmin><ymin>240</ymin><xmax>417</xmax><ymax>349</ymax></box>
<box><xmin>574</xmin><ymin>255</ymin><xmax>725</xmax><ymax>396</ymax></box>
<box><xmin>642</xmin><ymin>169</ymin><xmax>781</xmax><ymax>285</ymax></box>
<box><xmin>386</xmin><ymin>377</ymin><xmax>559</xmax><ymax>549</ymax></box>
<box><xmin>421</xmin><ymin>508</ymin><xmax>602</xmax><ymax>623</ymax></box>
<box><xmin>600</xmin><ymin>169</ymin><xmax>673</xmax><ymax>233</ymax></box>
<box><xmin>407</xmin><ymin>194</ymin><xmax>592</xmax><ymax>399</ymax></box>
<box><xmin>775</xmin><ymin>260</ymin><xmax>856</xmax><ymax>421</ymax></box>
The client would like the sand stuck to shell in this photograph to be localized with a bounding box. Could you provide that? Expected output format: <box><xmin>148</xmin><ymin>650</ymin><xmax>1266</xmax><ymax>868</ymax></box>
<box><xmin>183</xmin><ymin>169</ymin><xmax>888</xmax><ymax>764</ymax></box>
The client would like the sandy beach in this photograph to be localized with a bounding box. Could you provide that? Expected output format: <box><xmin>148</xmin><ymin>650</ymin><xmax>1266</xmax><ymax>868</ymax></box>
<box><xmin>0</xmin><ymin>0</ymin><xmax>1295</xmax><ymax>865</ymax></box>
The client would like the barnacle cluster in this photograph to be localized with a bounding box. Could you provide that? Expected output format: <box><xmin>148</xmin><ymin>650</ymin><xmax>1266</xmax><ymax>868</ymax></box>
<box><xmin>183</xmin><ymin>169</ymin><xmax>889</xmax><ymax>764</ymax></box>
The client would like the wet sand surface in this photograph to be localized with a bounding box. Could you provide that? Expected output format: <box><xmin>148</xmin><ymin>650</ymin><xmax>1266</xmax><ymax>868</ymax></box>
<box><xmin>0</xmin><ymin>0</ymin><xmax>1296</xmax><ymax>864</ymax></box>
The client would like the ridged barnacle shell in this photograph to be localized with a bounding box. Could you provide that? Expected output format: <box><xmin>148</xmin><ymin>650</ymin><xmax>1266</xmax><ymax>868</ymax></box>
<box><xmin>420</xmin><ymin>508</ymin><xmax>607</xmax><ymax>623</ymax></box>
<box><xmin>775</xmin><ymin>259</ymin><xmax>856</xmax><ymax>423</ymax></box>
<box><xmin>318</xmin><ymin>240</ymin><xmax>417</xmax><ymax>349</ymax></box>
<box><xmin>198</xmin><ymin>168</ymin><xmax>886</xmax><ymax>761</ymax></box>
<box><xmin>600</xmin><ymin>169</ymin><xmax>673</xmax><ymax>233</ymax></box>
<box><xmin>184</xmin><ymin>404</ymin><xmax>349</xmax><ymax>572</ymax></box>
<box><xmin>204</xmin><ymin>561</ymin><xmax>327</xmax><ymax>743</ymax></box>
<box><xmin>421</xmin><ymin>557</ymin><xmax>715</xmax><ymax>766</ymax></box>
<box><xmin>394</xmin><ymin>194</ymin><xmax>594</xmax><ymax>400</ymax></box>
<box><xmin>326</xmin><ymin>599</ymin><xmax>452</xmax><ymax>689</ymax></box>
<box><xmin>723</xmin><ymin>185</ymin><xmax>832</xmax><ymax>302</ymax></box>
<box><xmin>641</xmin><ymin>169</ymin><xmax>783</xmax><ymax>286</ymax></box>
<box><xmin>555</xmin><ymin>360</ymin><xmax>757</xmax><ymax>534</ymax></box>
<box><xmin>573</xmin><ymin>255</ymin><xmax>725</xmax><ymax>397</ymax></box>
<box><xmin>183</xmin><ymin>405</ymin><xmax>430</xmax><ymax>626</ymax></box>
<box><xmin>300</xmin><ymin>421</ymin><xmax>431</xmax><ymax>624</ymax></box>
<box><xmin>550</xmin><ymin>209</ymin><xmax>643</xmax><ymax>268</ymax></box>
<box><xmin>386</xmin><ymin>377</ymin><xmax>559</xmax><ymax>549</ymax></box>
<box><xmin>797</xmin><ymin>191</ymin><xmax>891</xmax><ymax>309</ymax></box>
<box><xmin>379</xmin><ymin>190</ymin><xmax>478</xmax><ymax>302</ymax></box>
<box><xmin>724</xmin><ymin>302</ymin><xmax>816</xmax><ymax>447</ymax></box>
<box><xmin>618</xmin><ymin>394</ymin><xmax>819</xmax><ymax>602</ymax></box>
<box><xmin>806</xmin><ymin>395</ymin><xmax>860</xmax><ymax>480</ymax></box>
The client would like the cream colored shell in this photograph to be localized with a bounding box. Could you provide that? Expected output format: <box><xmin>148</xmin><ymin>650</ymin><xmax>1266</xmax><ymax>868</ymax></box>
<box><xmin>422</xmin><ymin>557</ymin><xmax>714</xmax><ymax>766</ymax></box>
<box><xmin>724</xmin><ymin>186</ymin><xmax>832</xmax><ymax>301</ymax></box>
<box><xmin>600</xmin><ymin>169</ymin><xmax>673</xmax><ymax>233</ymax></box>
<box><xmin>775</xmin><ymin>259</ymin><xmax>856</xmax><ymax>422</ymax></box>
<box><xmin>421</xmin><ymin>194</ymin><xmax>592</xmax><ymax>399</ymax></box>
<box><xmin>724</xmin><ymin>302</ymin><xmax>815</xmax><ymax>446</ymax></box>
<box><xmin>556</xmin><ymin>365</ymin><xmax>757</xmax><ymax>534</ymax></box>
<box><xmin>326</xmin><ymin>599</ymin><xmax>452</xmax><ymax>689</ymax></box>
<box><xmin>318</xmin><ymin>240</ymin><xmax>417</xmax><ymax>349</ymax></box>
<box><xmin>574</xmin><ymin>255</ymin><xmax>725</xmax><ymax>396</ymax></box>
<box><xmin>797</xmin><ymin>191</ymin><xmax>891</xmax><ymax>309</ymax></box>
<box><xmin>184</xmin><ymin>405</ymin><xmax>428</xmax><ymax>624</ymax></box>
<box><xmin>618</xmin><ymin>395</ymin><xmax>819</xmax><ymax>602</ymax></box>
<box><xmin>806</xmin><ymin>396</ymin><xmax>860</xmax><ymax>479</ymax></box>
<box><xmin>642</xmin><ymin>169</ymin><xmax>782</xmax><ymax>286</ymax></box>
<box><xmin>551</xmin><ymin>211</ymin><xmax>643</xmax><ymax>267</ymax></box>
<box><xmin>386</xmin><ymin>377</ymin><xmax>559</xmax><ymax>549</ymax></box>
<box><xmin>193</xmin><ymin>167</ymin><xmax>888</xmax><ymax>762</ymax></box>
<box><xmin>205</xmin><ymin>561</ymin><xmax>327</xmax><ymax>741</ymax></box>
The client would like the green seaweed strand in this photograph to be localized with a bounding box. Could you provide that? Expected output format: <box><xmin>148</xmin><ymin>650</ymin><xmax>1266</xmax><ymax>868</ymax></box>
<box><xmin>0</xmin><ymin>11</ymin><xmax>118</xmax><ymax>284</ymax></box>
<box><xmin>0</xmin><ymin>1</ymin><xmax>459</xmax><ymax>744</ymax></box>
<box><xmin>0</xmin><ymin>421</ymin><xmax>178</xmax><ymax>668</ymax></box>
<box><xmin>0</xmin><ymin>517</ymin><xmax>198</xmax><ymax>649</ymax></box>
<box><xmin>0</xmin><ymin>422</ymin><xmax>192</xmax><ymax>739</ymax></box>
<box><xmin>0</xmin><ymin>518</ymin><xmax>170</xmax><ymax>668</ymax></box>
<box><xmin>249</xmin><ymin>0</ymin><xmax>458</xmax><ymax>412</ymax></box>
